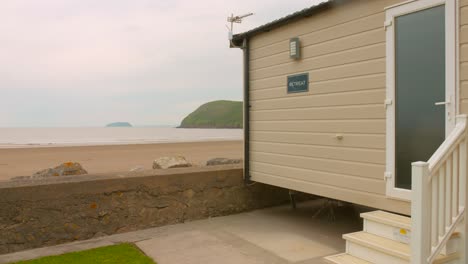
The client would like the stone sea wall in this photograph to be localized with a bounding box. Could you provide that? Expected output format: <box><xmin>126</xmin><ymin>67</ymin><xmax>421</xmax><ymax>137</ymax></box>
<box><xmin>0</xmin><ymin>165</ymin><xmax>293</xmax><ymax>254</ymax></box>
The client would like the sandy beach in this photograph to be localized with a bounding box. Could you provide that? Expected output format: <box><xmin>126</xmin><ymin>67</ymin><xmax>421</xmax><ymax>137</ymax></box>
<box><xmin>0</xmin><ymin>140</ymin><xmax>243</xmax><ymax>181</ymax></box>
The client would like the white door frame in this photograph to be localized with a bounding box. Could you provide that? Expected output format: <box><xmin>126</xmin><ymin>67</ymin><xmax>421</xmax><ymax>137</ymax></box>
<box><xmin>385</xmin><ymin>0</ymin><xmax>458</xmax><ymax>200</ymax></box>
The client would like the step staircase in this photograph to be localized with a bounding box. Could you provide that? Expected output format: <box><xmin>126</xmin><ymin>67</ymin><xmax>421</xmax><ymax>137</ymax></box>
<box><xmin>324</xmin><ymin>210</ymin><xmax>460</xmax><ymax>264</ymax></box>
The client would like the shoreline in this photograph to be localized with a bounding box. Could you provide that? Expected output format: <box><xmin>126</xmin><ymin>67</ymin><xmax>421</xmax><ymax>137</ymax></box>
<box><xmin>0</xmin><ymin>140</ymin><xmax>243</xmax><ymax>181</ymax></box>
<box><xmin>0</xmin><ymin>138</ymin><xmax>242</xmax><ymax>149</ymax></box>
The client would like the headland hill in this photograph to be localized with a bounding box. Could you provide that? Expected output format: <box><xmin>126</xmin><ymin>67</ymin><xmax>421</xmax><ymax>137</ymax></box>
<box><xmin>179</xmin><ymin>100</ymin><xmax>242</xmax><ymax>129</ymax></box>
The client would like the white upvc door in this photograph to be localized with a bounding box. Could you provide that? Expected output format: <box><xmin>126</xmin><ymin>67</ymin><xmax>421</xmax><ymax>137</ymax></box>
<box><xmin>385</xmin><ymin>0</ymin><xmax>457</xmax><ymax>200</ymax></box>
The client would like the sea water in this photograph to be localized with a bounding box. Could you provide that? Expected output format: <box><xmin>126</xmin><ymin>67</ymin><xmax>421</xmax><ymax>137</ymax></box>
<box><xmin>0</xmin><ymin>127</ymin><xmax>243</xmax><ymax>148</ymax></box>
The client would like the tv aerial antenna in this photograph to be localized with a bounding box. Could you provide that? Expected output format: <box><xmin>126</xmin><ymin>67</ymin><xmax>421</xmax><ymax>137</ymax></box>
<box><xmin>226</xmin><ymin>12</ymin><xmax>254</xmax><ymax>41</ymax></box>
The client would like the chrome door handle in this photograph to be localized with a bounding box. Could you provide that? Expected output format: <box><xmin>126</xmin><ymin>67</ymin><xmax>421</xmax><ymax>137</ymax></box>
<box><xmin>435</xmin><ymin>101</ymin><xmax>450</xmax><ymax>106</ymax></box>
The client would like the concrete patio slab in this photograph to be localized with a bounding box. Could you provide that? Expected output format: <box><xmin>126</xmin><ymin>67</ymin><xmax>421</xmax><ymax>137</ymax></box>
<box><xmin>138</xmin><ymin>230</ymin><xmax>274</xmax><ymax>264</ymax></box>
<box><xmin>0</xmin><ymin>199</ymin><xmax>363</xmax><ymax>264</ymax></box>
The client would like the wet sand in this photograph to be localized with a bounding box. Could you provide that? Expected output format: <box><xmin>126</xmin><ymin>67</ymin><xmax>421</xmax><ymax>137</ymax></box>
<box><xmin>0</xmin><ymin>140</ymin><xmax>243</xmax><ymax>181</ymax></box>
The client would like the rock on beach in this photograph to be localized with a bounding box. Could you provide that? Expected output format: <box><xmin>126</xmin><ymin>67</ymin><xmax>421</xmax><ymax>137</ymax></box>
<box><xmin>152</xmin><ymin>156</ymin><xmax>192</xmax><ymax>169</ymax></box>
<box><xmin>32</xmin><ymin>162</ymin><xmax>88</xmax><ymax>178</ymax></box>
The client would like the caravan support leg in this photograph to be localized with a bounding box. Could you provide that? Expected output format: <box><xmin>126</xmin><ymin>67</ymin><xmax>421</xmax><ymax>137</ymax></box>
<box><xmin>289</xmin><ymin>190</ymin><xmax>297</xmax><ymax>210</ymax></box>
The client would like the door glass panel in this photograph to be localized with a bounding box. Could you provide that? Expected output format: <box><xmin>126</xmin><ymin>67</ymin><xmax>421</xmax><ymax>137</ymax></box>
<box><xmin>395</xmin><ymin>5</ymin><xmax>445</xmax><ymax>189</ymax></box>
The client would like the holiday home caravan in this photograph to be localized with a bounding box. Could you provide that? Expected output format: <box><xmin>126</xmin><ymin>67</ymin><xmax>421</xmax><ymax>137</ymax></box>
<box><xmin>231</xmin><ymin>0</ymin><xmax>468</xmax><ymax>263</ymax></box>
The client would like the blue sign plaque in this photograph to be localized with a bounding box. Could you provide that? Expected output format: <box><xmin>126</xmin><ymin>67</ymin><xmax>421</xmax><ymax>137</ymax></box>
<box><xmin>287</xmin><ymin>73</ymin><xmax>309</xmax><ymax>93</ymax></box>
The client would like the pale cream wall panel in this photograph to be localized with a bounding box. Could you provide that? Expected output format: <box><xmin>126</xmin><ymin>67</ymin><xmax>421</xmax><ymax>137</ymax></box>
<box><xmin>250</xmin><ymin>41</ymin><xmax>287</xmax><ymax>62</ymax></box>
<box><xmin>250</xmin><ymin>131</ymin><xmax>384</xmax><ymax>149</ymax></box>
<box><xmin>251</xmin><ymin>43</ymin><xmax>385</xmax><ymax>81</ymax></box>
<box><xmin>250</xmin><ymin>141</ymin><xmax>385</xmax><ymax>164</ymax></box>
<box><xmin>250</xmin><ymin>152</ymin><xmax>383</xmax><ymax>179</ymax></box>
<box><xmin>301</xmin><ymin>73</ymin><xmax>385</xmax><ymax>95</ymax></box>
<box><xmin>250</xmin><ymin>120</ymin><xmax>385</xmax><ymax>134</ymax></box>
<box><xmin>249</xmin><ymin>0</ymin><xmax>400</xmax><ymax>50</ymax></box>
<box><xmin>250</xmin><ymin>73</ymin><xmax>385</xmax><ymax>100</ymax></box>
<box><xmin>461</xmin><ymin>63</ymin><xmax>468</xmax><ymax>81</ymax></box>
<box><xmin>461</xmin><ymin>5</ymin><xmax>468</xmax><ymax>26</ymax></box>
<box><xmin>461</xmin><ymin>44</ymin><xmax>468</xmax><ymax>62</ymax></box>
<box><xmin>250</xmin><ymin>105</ymin><xmax>385</xmax><ymax>121</ymax></box>
<box><xmin>251</xmin><ymin>173</ymin><xmax>410</xmax><ymax>215</ymax></box>
<box><xmin>461</xmin><ymin>99</ymin><xmax>468</xmax><ymax>114</ymax></box>
<box><xmin>251</xmin><ymin>29</ymin><xmax>384</xmax><ymax>71</ymax></box>
<box><xmin>251</xmin><ymin>161</ymin><xmax>385</xmax><ymax>194</ymax></box>
<box><xmin>251</xmin><ymin>89</ymin><xmax>384</xmax><ymax>111</ymax></box>
<box><xmin>250</xmin><ymin>13</ymin><xmax>384</xmax><ymax>61</ymax></box>
<box><xmin>461</xmin><ymin>26</ymin><xmax>468</xmax><ymax>44</ymax></box>
<box><xmin>461</xmin><ymin>2</ymin><xmax>468</xmax><ymax>113</ymax></box>
<box><xmin>250</xmin><ymin>59</ymin><xmax>385</xmax><ymax>90</ymax></box>
<box><xmin>250</xmin><ymin>19</ymin><xmax>384</xmax><ymax>68</ymax></box>
<box><xmin>460</xmin><ymin>82</ymin><xmax>468</xmax><ymax>99</ymax></box>
<box><xmin>250</xmin><ymin>75</ymin><xmax>285</xmax><ymax>91</ymax></box>
<box><xmin>296</xmin><ymin>58</ymin><xmax>386</xmax><ymax>83</ymax></box>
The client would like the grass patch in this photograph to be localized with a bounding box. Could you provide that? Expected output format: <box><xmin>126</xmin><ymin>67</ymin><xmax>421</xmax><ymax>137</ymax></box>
<box><xmin>11</xmin><ymin>243</ymin><xmax>155</xmax><ymax>264</ymax></box>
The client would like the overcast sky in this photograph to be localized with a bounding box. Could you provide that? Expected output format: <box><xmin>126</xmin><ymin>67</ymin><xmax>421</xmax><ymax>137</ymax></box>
<box><xmin>0</xmin><ymin>0</ymin><xmax>324</xmax><ymax>127</ymax></box>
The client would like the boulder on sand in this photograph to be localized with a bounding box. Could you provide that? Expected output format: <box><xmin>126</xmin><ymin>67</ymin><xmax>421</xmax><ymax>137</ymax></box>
<box><xmin>32</xmin><ymin>162</ymin><xmax>88</xmax><ymax>178</ymax></box>
<box><xmin>206</xmin><ymin>158</ymin><xmax>243</xmax><ymax>166</ymax></box>
<box><xmin>152</xmin><ymin>156</ymin><xmax>192</xmax><ymax>169</ymax></box>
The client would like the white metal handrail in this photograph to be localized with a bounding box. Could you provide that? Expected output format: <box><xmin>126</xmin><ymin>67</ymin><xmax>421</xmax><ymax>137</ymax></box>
<box><xmin>411</xmin><ymin>115</ymin><xmax>467</xmax><ymax>264</ymax></box>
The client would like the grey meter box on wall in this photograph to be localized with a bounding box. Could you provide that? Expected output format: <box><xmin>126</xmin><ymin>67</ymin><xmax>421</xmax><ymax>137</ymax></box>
<box><xmin>290</xmin><ymin>37</ymin><xmax>300</xmax><ymax>59</ymax></box>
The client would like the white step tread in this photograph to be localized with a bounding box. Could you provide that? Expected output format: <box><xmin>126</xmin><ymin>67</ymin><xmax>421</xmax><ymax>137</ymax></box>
<box><xmin>324</xmin><ymin>253</ymin><xmax>372</xmax><ymax>264</ymax></box>
<box><xmin>344</xmin><ymin>231</ymin><xmax>410</xmax><ymax>260</ymax></box>
<box><xmin>360</xmin><ymin>211</ymin><xmax>411</xmax><ymax>230</ymax></box>
<box><xmin>344</xmin><ymin>231</ymin><xmax>458</xmax><ymax>263</ymax></box>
